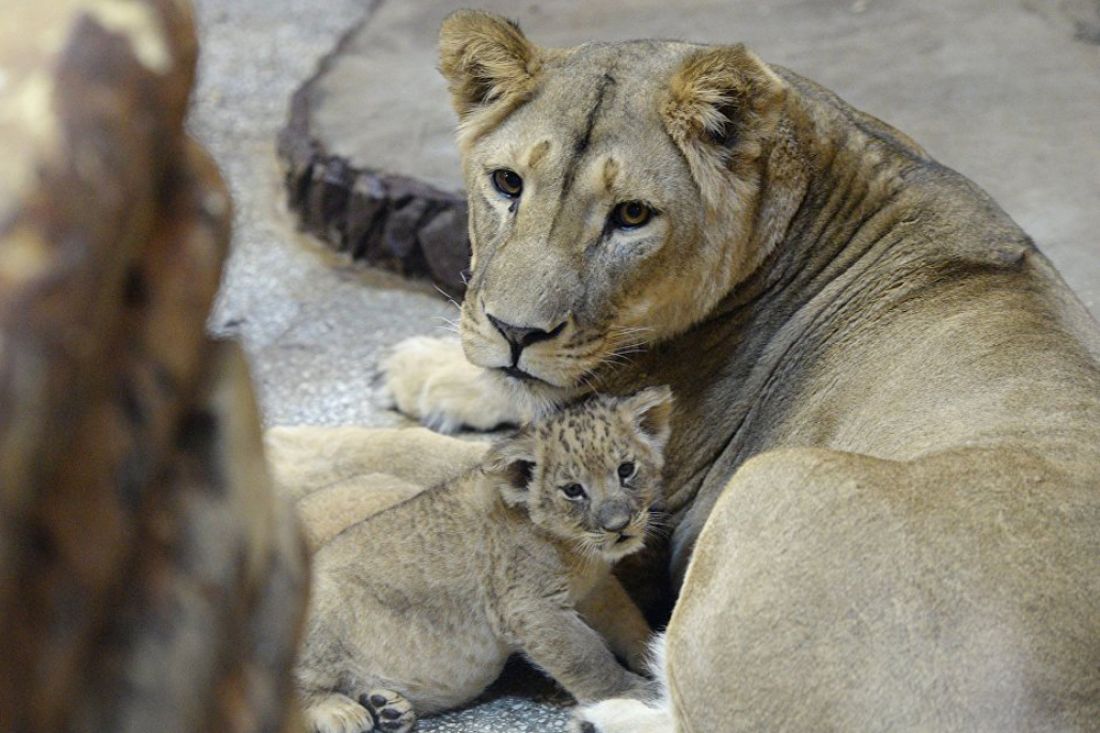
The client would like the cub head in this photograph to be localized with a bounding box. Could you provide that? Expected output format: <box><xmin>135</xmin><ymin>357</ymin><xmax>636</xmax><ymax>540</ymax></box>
<box><xmin>484</xmin><ymin>385</ymin><xmax>673</xmax><ymax>561</ymax></box>
<box><xmin>438</xmin><ymin>10</ymin><xmax>790</xmax><ymax>392</ymax></box>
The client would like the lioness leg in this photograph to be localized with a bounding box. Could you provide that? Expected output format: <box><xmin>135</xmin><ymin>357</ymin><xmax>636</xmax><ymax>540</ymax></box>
<box><xmin>665</xmin><ymin>446</ymin><xmax>1100</xmax><ymax>731</ymax></box>
<box><xmin>264</xmin><ymin>424</ymin><xmax>488</xmax><ymax>501</ymax></box>
<box><xmin>296</xmin><ymin>474</ymin><xmax>423</xmax><ymax>550</ymax></box>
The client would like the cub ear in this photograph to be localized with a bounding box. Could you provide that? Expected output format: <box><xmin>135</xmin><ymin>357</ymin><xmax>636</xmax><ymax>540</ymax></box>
<box><xmin>483</xmin><ymin>432</ymin><xmax>537</xmax><ymax>507</ymax></box>
<box><xmin>662</xmin><ymin>44</ymin><xmax>785</xmax><ymax>160</ymax></box>
<box><xmin>438</xmin><ymin>10</ymin><xmax>542</xmax><ymax>120</ymax></box>
<box><xmin>619</xmin><ymin>386</ymin><xmax>674</xmax><ymax>452</ymax></box>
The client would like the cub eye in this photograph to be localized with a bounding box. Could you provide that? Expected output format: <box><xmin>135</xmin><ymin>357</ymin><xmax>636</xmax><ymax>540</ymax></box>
<box><xmin>617</xmin><ymin>462</ymin><xmax>636</xmax><ymax>481</ymax></box>
<box><xmin>560</xmin><ymin>483</ymin><xmax>587</xmax><ymax>500</ymax></box>
<box><xmin>610</xmin><ymin>201</ymin><xmax>653</xmax><ymax>229</ymax></box>
<box><xmin>491</xmin><ymin>169</ymin><xmax>524</xmax><ymax>198</ymax></box>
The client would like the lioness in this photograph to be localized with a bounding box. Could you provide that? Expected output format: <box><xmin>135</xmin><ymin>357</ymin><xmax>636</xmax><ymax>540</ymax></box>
<box><xmin>296</xmin><ymin>388</ymin><xmax>672</xmax><ymax>733</ymax></box>
<box><xmin>273</xmin><ymin>9</ymin><xmax>1100</xmax><ymax>731</ymax></box>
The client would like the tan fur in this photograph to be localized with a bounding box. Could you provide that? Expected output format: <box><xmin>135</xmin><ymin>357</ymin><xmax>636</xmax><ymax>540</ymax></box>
<box><xmin>438</xmin><ymin>10</ymin><xmax>550</xmax><ymax>151</ymax></box>
<box><xmin>279</xmin><ymin>12</ymin><xmax>1100</xmax><ymax>731</ymax></box>
<box><xmin>294</xmin><ymin>389</ymin><xmax>674</xmax><ymax>732</ymax></box>
<box><xmin>265</xmin><ymin>423</ymin><xmax>489</xmax><ymax>549</ymax></box>
<box><xmin>294</xmin><ymin>474</ymin><xmax>422</xmax><ymax>551</ymax></box>
<box><xmin>526</xmin><ymin>138</ymin><xmax>551</xmax><ymax>170</ymax></box>
<box><xmin>265</xmin><ymin>423</ymin><xmax>489</xmax><ymax>499</ymax></box>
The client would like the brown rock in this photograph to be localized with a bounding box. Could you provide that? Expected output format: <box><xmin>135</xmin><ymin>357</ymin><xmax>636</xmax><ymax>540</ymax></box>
<box><xmin>0</xmin><ymin>2</ymin><xmax>307</xmax><ymax>731</ymax></box>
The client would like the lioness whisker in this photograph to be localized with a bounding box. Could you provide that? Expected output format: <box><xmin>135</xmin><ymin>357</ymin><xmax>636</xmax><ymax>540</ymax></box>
<box><xmin>432</xmin><ymin>284</ymin><xmax>462</xmax><ymax>312</ymax></box>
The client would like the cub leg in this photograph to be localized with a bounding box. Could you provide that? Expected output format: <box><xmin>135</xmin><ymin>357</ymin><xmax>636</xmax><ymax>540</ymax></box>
<box><xmin>303</xmin><ymin>692</ymin><xmax>374</xmax><ymax>733</ymax></box>
<box><xmin>508</xmin><ymin>604</ymin><xmax>657</xmax><ymax>704</ymax></box>
<box><xmin>577</xmin><ymin>574</ymin><xmax>654</xmax><ymax>674</ymax></box>
<box><xmin>570</xmin><ymin>634</ymin><xmax>675</xmax><ymax>733</ymax></box>
<box><xmin>360</xmin><ymin>689</ymin><xmax>416</xmax><ymax>733</ymax></box>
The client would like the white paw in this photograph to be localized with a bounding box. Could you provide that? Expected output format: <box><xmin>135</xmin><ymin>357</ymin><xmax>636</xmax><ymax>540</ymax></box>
<box><xmin>570</xmin><ymin>698</ymin><xmax>674</xmax><ymax>733</ymax></box>
<box><xmin>381</xmin><ymin>335</ymin><xmax>531</xmax><ymax>433</ymax></box>
<box><xmin>305</xmin><ymin>693</ymin><xmax>373</xmax><ymax>733</ymax></box>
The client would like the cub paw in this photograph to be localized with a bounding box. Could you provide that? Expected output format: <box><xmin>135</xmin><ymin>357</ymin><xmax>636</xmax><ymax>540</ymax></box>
<box><xmin>381</xmin><ymin>335</ymin><xmax>528</xmax><ymax>433</ymax></box>
<box><xmin>305</xmin><ymin>693</ymin><xmax>374</xmax><ymax>733</ymax></box>
<box><xmin>361</xmin><ymin>688</ymin><xmax>416</xmax><ymax>733</ymax></box>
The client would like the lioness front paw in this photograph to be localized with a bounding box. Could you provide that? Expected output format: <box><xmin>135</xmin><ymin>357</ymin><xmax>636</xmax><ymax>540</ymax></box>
<box><xmin>305</xmin><ymin>693</ymin><xmax>374</xmax><ymax>733</ymax></box>
<box><xmin>381</xmin><ymin>335</ymin><xmax>530</xmax><ymax>433</ymax></box>
<box><xmin>361</xmin><ymin>688</ymin><xmax>416</xmax><ymax>733</ymax></box>
<box><xmin>570</xmin><ymin>697</ymin><xmax>674</xmax><ymax>733</ymax></box>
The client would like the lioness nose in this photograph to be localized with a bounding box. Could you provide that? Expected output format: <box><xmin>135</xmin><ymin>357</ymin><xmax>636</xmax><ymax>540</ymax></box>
<box><xmin>487</xmin><ymin>313</ymin><xmax>565</xmax><ymax>354</ymax></box>
<box><xmin>598</xmin><ymin>504</ymin><xmax>632</xmax><ymax>533</ymax></box>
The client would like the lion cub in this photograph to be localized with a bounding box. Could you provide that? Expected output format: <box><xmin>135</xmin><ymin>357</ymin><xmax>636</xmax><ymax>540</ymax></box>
<box><xmin>296</xmin><ymin>387</ymin><xmax>673</xmax><ymax>733</ymax></box>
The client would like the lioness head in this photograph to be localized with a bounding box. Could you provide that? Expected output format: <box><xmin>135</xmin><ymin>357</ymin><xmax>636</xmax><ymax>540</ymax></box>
<box><xmin>438</xmin><ymin>10</ymin><xmax>790</xmax><ymax>390</ymax></box>
<box><xmin>485</xmin><ymin>386</ymin><xmax>673</xmax><ymax>560</ymax></box>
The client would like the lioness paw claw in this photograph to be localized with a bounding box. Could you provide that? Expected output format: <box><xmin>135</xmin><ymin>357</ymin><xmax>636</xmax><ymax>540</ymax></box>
<box><xmin>361</xmin><ymin>688</ymin><xmax>416</xmax><ymax>733</ymax></box>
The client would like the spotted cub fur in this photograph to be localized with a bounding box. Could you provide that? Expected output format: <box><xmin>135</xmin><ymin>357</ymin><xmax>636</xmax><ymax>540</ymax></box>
<box><xmin>296</xmin><ymin>387</ymin><xmax>674</xmax><ymax>733</ymax></box>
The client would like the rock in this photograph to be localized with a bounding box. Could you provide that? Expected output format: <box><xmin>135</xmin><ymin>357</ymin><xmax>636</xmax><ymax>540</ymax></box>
<box><xmin>0</xmin><ymin>1</ymin><xmax>307</xmax><ymax>730</ymax></box>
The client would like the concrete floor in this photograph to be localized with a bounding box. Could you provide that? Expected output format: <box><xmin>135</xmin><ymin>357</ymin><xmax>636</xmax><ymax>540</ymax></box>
<box><xmin>188</xmin><ymin>0</ymin><xmax>1099</xmax><ymax>730</ymax></box>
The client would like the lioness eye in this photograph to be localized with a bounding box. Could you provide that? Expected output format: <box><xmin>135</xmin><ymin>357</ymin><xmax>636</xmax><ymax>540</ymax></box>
<box><xmin>491</xmin><ymin>169</ymin><xmax>524</xmax><ymax>198</ymax></box>
<box><xmin>610</xmin><ymin>201</ymin><xmax>653</xmax><ymax>229</ymax></box>
<box><xmin>617</xmin><ymin>462</ymin><xmax>636</xmax><ymax>481</ymax></box>
<box><xmin>560</xmin><ymin>483</ymin><xmax>587</xmax><ymax>500</ymax></box>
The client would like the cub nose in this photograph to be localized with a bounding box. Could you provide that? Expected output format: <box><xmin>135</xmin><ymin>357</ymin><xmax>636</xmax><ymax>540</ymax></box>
<box><xmin>486</xmin><ymin>313</ymin><xmax>565</xmax><ymax>354</ymax></box>
<box><xmin>598</xmin><ymin>503</ymin><xmax>632</xmax><ymax>533</ymax></box>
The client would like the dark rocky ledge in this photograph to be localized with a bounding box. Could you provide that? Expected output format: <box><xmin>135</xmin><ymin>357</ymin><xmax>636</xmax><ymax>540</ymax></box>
<box><xmin>276</xmin><ymin>18</ymin><xmax>471</xmax><ymax>298</ymax></box>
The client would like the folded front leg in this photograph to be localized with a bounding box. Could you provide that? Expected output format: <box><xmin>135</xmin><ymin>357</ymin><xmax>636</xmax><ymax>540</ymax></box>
<box><xmin>506</xmin><ymin>603</ymin><xmax>657</xmax><ymax>704</ymax></box>
<box><xmin>577</xmin><ymin>574</ymin><xmax>654</xmax><ymax>675</ymax></box>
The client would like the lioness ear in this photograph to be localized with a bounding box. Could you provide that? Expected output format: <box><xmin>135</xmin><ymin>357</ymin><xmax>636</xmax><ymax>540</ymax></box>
<box><xmin>620</xmin><ymin>386</ymin><xmax>674</xmax><ymax>452</ymax></box>
<box><xmin>662</xmin><ymin>45</ymin><xmax>785</xmax><ymax>161</ymax></box>
<box><xmin>484</xmin><ymin>433</ymin><xmax>537</xmax><ymax>507</ymax></box>
<box><xmin>438</xmin><ymin>10</ymin><xmax>541</xmax><ymax>119</ymax></box>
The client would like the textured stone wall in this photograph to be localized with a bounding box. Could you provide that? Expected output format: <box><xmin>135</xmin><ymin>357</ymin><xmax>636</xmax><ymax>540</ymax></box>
<box><xmin>0</xmin><ymin>2</ymin><xmax>308</xmax><ymax>731</ymax></box>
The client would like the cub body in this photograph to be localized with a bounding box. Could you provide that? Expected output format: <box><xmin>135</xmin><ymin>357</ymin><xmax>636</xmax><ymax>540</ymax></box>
<box><xmin>296</xmin><ymin>387</ymin><xmax>673</xmax><ymax>733</ymax></box>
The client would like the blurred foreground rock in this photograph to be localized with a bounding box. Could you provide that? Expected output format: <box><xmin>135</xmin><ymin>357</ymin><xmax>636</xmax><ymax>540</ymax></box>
<box><xmin>0</xmin><ymin>1</ymin><xmax>308</xmax><ymax>731</ymax></box>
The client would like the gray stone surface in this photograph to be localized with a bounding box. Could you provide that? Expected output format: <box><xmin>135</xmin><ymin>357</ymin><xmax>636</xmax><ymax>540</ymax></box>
<box><xmin>188</xmin><ymin>0</ymin><xmax>1099</xmax><ymax>730</ymax></box>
